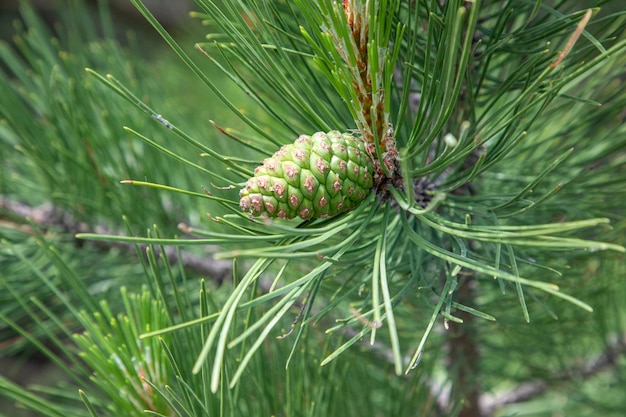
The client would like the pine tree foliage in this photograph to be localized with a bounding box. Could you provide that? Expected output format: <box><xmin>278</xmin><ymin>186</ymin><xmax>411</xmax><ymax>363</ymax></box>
<box><xmin>0</xmin><ymin>3</ymin><xmax>436</xmax><ymax>416</ymax></box>
<box><xmin>0</xmin><ymin>0</ymin><xmax>227</xmax><ymax>358</ymax></box>
<box><xmin>93</xmin><ymin>0</ymin><xmax>625</xmax><ymax>390</ymax></box>
<box><xmin>1</xmin><ymin>1</ymin><xmax>625</xmax><ymax>417</ymax></box>
<box><xmin>0</xmin><ymin>1</ymin><xmax>221</xmax><ymax>232</ymax></box>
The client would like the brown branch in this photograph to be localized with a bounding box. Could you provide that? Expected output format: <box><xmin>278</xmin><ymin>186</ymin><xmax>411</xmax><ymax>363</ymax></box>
<box><xmin>480</xmin><ymin>333</ymin><xmax>626</xmax><ymax>416</ymax></box>
<box><xmin>447</xmin><ymin>272</ymin><xmax>483</xmax><ymax>417</ymax></box>
<box><xmin>0</xmin><ymin>197</ymin><xmax>233</xmax><ymax>283</ymax></box>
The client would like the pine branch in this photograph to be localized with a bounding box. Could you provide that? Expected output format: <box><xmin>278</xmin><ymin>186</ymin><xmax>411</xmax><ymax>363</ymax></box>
<box><xmin>480</xmin><ymin>333</ymin><xmax>626</xmax><ymax>416</ymax></box>
<box><xmin>2</xmin><ymin>2</ymin><xmax>626</xmax><ymax>415</ymax></box>
<box><xmin>342</xmin><ymin>322</ymin><xmax>626</xmax><ymax>417</ymax></box>
<box><xmin>447</xmin><ymin>271</ymin><xmax>482</xmax><ymax>417</ymax></box>
<box><xmin>108</xmin><ymin>0</ymin><xmax>626</xmax><ymax>391</ymax></box>
<box><xmin>0</xmin><ymin>197</ymin><xmax>232</xmax><ymax>283</ymax></box>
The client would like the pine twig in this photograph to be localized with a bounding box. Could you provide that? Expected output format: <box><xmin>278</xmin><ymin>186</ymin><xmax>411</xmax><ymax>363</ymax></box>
<box><xmin>0</xmin><ymin>197</ymin><xmax>232</xmax><ymax>283</ymax></box>
<box><xmin>480</xmin><ymin>333</ymin><xmax>626</xmax><ymax>416</ymax></box>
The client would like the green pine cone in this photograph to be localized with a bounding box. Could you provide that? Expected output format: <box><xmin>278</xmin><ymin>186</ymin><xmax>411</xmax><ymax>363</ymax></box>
<box><xmin>240</xmin><ymin>130</ymin><xmax>374</xmax><ymax>220</ymax></box>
